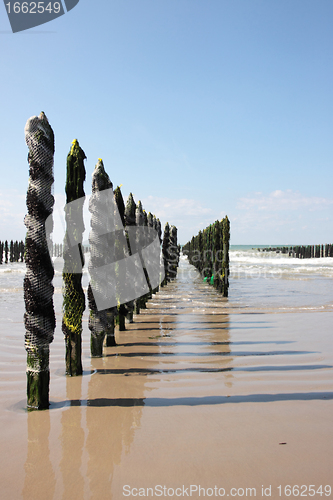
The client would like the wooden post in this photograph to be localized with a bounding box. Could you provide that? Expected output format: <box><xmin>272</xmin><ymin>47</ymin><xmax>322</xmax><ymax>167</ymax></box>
<box><xmin>162</xmin><ymin>222</ymin><xmax>170</xmax><ymax>286</ymax></box>
<box><xmin>62</xmin><ymin>140</ymin><xmax>86</xmax><ymax>376</ymax></box>
<box><xmin>88</xmin><ymin>159</ymin><xmax>113</xmax><ymax>357</ymax></box>
<box><xmin>24</xmin><ymin>112</ymin><xmax>55</xmax><ymax>409</ymax></box>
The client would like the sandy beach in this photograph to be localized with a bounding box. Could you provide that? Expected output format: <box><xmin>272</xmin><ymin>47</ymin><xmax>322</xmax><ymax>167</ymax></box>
<box><xmin>0</xmin><ymin>254</ymin><xmax>332</xmax><ymax>499</ymax></box>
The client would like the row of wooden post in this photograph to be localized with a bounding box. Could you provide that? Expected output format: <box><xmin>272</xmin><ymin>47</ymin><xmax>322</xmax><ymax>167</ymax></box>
<box><xmin>23</xmin><ymin>112</ymin><xmax>179</xmax><ymax>410</ymax></box>
<box><xmin>0</xmin><ymin>240</ymin><xmax>25</xmax><ymax>264</ymax></box>
<box><xmin>182</xmin><ymin>217</ymin><xmax>230</xmax><ymax>296</ymax></box>
<box><xmin>258</xmin><ymin>245</ymin><xmax>333</xmax><ymax>258</ymax></box>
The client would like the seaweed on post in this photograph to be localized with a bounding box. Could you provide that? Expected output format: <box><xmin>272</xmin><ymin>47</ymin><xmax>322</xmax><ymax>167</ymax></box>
<box><xmin>62</xmin><ymin>139</ymin><xmax>86</xmax><ymax>376</ymax></box>
<box><xmin>221</xmin><ymin>216</ymin><xmax>230</xmax><ymax>297</ymax></box>
<box><xmin>24</xmin><ymin>112</ymin><xmax>55</xmax><ymax>409</ymax></box>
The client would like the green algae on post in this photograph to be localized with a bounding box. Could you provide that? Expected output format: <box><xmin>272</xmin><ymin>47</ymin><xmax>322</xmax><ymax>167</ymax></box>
<box><xmin>62</xmin><ymin>139</ymin><xmax>86</xmax><ymax>376</ymax></box>
<box><xmin>182</xmin><ymin>216</ymin><xmax>230</xmax><ymax>297</ymax></box>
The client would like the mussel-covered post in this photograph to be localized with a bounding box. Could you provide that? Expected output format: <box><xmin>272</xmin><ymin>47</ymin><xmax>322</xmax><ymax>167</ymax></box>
<box><xmin>106</xmin><ymin>185</ymin><xmax>126</xmax><ymax>343</ymax></box>
<box><xmin>222</xmin><ymin>216</ymin><xmax>230</xmax><ymax>297</ymax></box>
<box><xmin>213</xmin><ymin>220</ymin><xmax>221</xmax><ymax>290</ymax></box>
<box><xmin>151</xmin><ymin>214</ymin><xmax>162</xmax><ymax>294</ymax></box>
<box><xmin>162</xmin><ymin>222</ymin><xmax>170</xmax><ymax>286</ymax></box>
<box><xmin>24</xmin><ymin>112</ymin><xmax>55</xmax><ymax>409</ymax></box>
<box><xmin>114</xmin><ymin>186</ymin><xmax>133</xmax><ymax>329</ymax></box>
<box><xmin>88</xmin><ymin>159</ymin><xmax>112</xmax><ymax>357</ymax></box>
<box><xmin>4</xmin><ymin>240</ymin><xmax>8</xmax><ymax>263</ymax></box>
<box><xmin>124</xmin><ymin>193</ymin><xmax>137</xmax><ymax>321</ymax></box>
<box><xmin>62</xmin><ymin>140</ymin><xmax>86</xmax><ymax>376</ymax></box>
<box><xmin>169</xmin><ymin>225</ymin><xmax>179</xmax><ymax>279</ymax></box>
<box><xmin>136</xmin><ymin>201</ymin><xmax>153</xmax><ymax>309</ymax></box>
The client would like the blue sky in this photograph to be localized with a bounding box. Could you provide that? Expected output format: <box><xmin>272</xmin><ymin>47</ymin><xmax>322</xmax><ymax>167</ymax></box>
<box><xmin>0</xmin><ymin>0</ymin><xmax>332</xmax><ymax>245</ymax></box>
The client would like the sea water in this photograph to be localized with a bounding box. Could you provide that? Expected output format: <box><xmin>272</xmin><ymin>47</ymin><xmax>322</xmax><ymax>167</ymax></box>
<box><xmin>0</xmin><ymin>248</ymin><xmax>332</xmax><ymax>498</ymax></box>
<box><xmin>1</xmin><ymin>245</ymin><xmax>333</xmax><ymax>318</ymax></box>
<box><xmin>229</xmin><ymin>245</ymin><xmax>333</xmax><ymax>311</ymax></box>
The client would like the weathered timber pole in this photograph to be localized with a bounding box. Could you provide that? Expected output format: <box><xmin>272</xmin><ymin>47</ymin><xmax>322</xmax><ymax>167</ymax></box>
<box><xmin>221</xmin><ymin>216</ymin><xmax>230</xmax><ymax>296</ymax></box>
<box><xmin>24</xmin><ymin>112</ymin><xmax>55</xmax><ymax>409</ymax></box>
<box><xmin>4</xmin><ymin>240</ymin><xmax>8</xmax><ymax>263</ymax></box>
<box><xmin>149</xmin><ymin>213</ymin><xmax>159</xmax><ymax>294</ymax></box>
<box><xmin>135</xmin><ymin>201</ymin><xmax>148</xmax><ymax>309</ymax></box>
<box><xmin>62</xmin><ymin>140</ymin><xmax>86</xmax><ymax>376</ymax></box>
<box><xmin>88</xmin><ymin>159</ymin><xmax>112</xmax><ymax>357</ymax></box>
<box><xmin>116</xmin><ymin>192</ymin><xmax>135</xmax><ymax>328</ymax></box>
<box><xmin>161</xmin><ymin>222</ymin><xmax>170</xmax><ymax>286</ymax></box>
<box><xmin>213</xmin><ymin>220</ymin><xmax>221</xmax><ymax>291</ymax></box>
<box><xmin>169</xmin><ymin>225</ymin><xmax>178</xmax><ymax>279</ymax></box>
<box><xmin>105</xmin><ymin>185</ymin><xmax>126</xmax><ymax>344</ymax></box>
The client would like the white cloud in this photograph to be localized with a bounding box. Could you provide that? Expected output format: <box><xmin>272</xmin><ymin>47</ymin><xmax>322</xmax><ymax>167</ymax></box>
<box><xmin>142</xmin><ymin>195</ymin><xmax>212</xmax><ymax>219</ymax></box>
<box><xmin>140</xmin><ymin>195</ymin><xmax>216</xmax><ymax>243</ymax></box>
<box><xmin>237</xmin><ymin>189</ymin><xmax>333</xmax><ymax>212</ymax></box>
<box><xmin>0</xmin><ymin>190</ymin><xmax>26</xmax><ymax>240</ymax></box>
<box><xmin>231</xmin><ymin>189</ymin><xmax>333</xmax><ymax>244</ymax></box>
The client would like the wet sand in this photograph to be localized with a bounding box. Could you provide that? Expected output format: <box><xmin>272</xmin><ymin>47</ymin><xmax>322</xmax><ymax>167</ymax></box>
<box><xmin>0</xmin><ymin>258</ymin><xmax>332</xmax><ymax>499</ymax></box>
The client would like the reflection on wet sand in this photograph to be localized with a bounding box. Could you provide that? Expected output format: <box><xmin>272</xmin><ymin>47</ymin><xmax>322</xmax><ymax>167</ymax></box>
<box><xmin>6</xmin><ymin>257</ymin><xmax>333</xmax><ymax>498</ymax></box>
<box><xmin>23</xmin><ymin>411</ymin><xmax>56</xmax><ymax>500</ymax></box>
<box><xmin>85</xmin><ymin>356</ymin><xmax>147</xmax><ymax>498</ymax></box>
<box><xmin>60</xmin><ymin>377</ymin><xmax>84</xmax><ymax>500</ymax></box>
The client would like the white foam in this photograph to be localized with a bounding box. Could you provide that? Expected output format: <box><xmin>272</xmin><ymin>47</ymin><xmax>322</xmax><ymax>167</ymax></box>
<box><xmin>229</xmin><ymin>249</ymin><xmax>333</xmax><ymax>278</ymax></box>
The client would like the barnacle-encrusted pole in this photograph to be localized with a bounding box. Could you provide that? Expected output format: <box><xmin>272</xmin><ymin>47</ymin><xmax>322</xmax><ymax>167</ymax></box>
<box><xmin>135</xmin><ymin>201</ymin><xmax>152</xmax><ymax>310</ymax></box>
<box><xmin>212</xmin><ymin>220</ymin><xmax>221</xmax><ymax>291</ymax></box>
<box><xmin>161</xmin><ymin>222</ymin><xmax>170</xmax><ymax>286</ymax></box>
<box><xmin>24</xmin><ymin>112</ymin><xmax>55</xmax><ymax>409</ymax></box>
<box><xmin>168</xmin><ymin>225</ymin><xmax>179</xmax><ymax>279</ymax></box>
<box><xmin>149</xmin><ymin>214</ymin><xmax>160</xmax><ymax>294</ymax></box>
<box><xmin>88</xmin><ymin>159</ymin><xmax>112</xmax><ymax>357</ymax></box>
<box><xmin>62</xmin><ymin>140</ymin><xmax>86</xmax><ymax>376</ymax></box>
<box><xmin>119</xmin><ymin>192</ymin><xmax>136</xmax><ymax>327</ymax></box>
<box><xmin>143</xmin><ymin>208</ymin><xmax>152</xmax><ymax>300</ymax></box>
<box><xmin>147</xmin><ymin>212</ymin><xmax>154</xmax><ymax>230</ymax></box>
<box><xmin>10</xmin><ymin>240</ymin><xmax>14</xmax><ymax>262</ymax></box>
<box><xmin>105</xmin><ymin>184</ymin><xmax>126</xmax><ymax>345</ymax></box>
<box><xmin>222</xmin><ymin>216</ymin><xmax>230</xmax><ymax>297</ymax></box>
<box><xmin>4</xmin><ymin>240</ymin><xmax>8</xmax><ymax>263</ymax></box>
<box><xmin>156</xmin><ymin>218</ymin><xmax>162</xmax><ymax>245</ymax></box>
